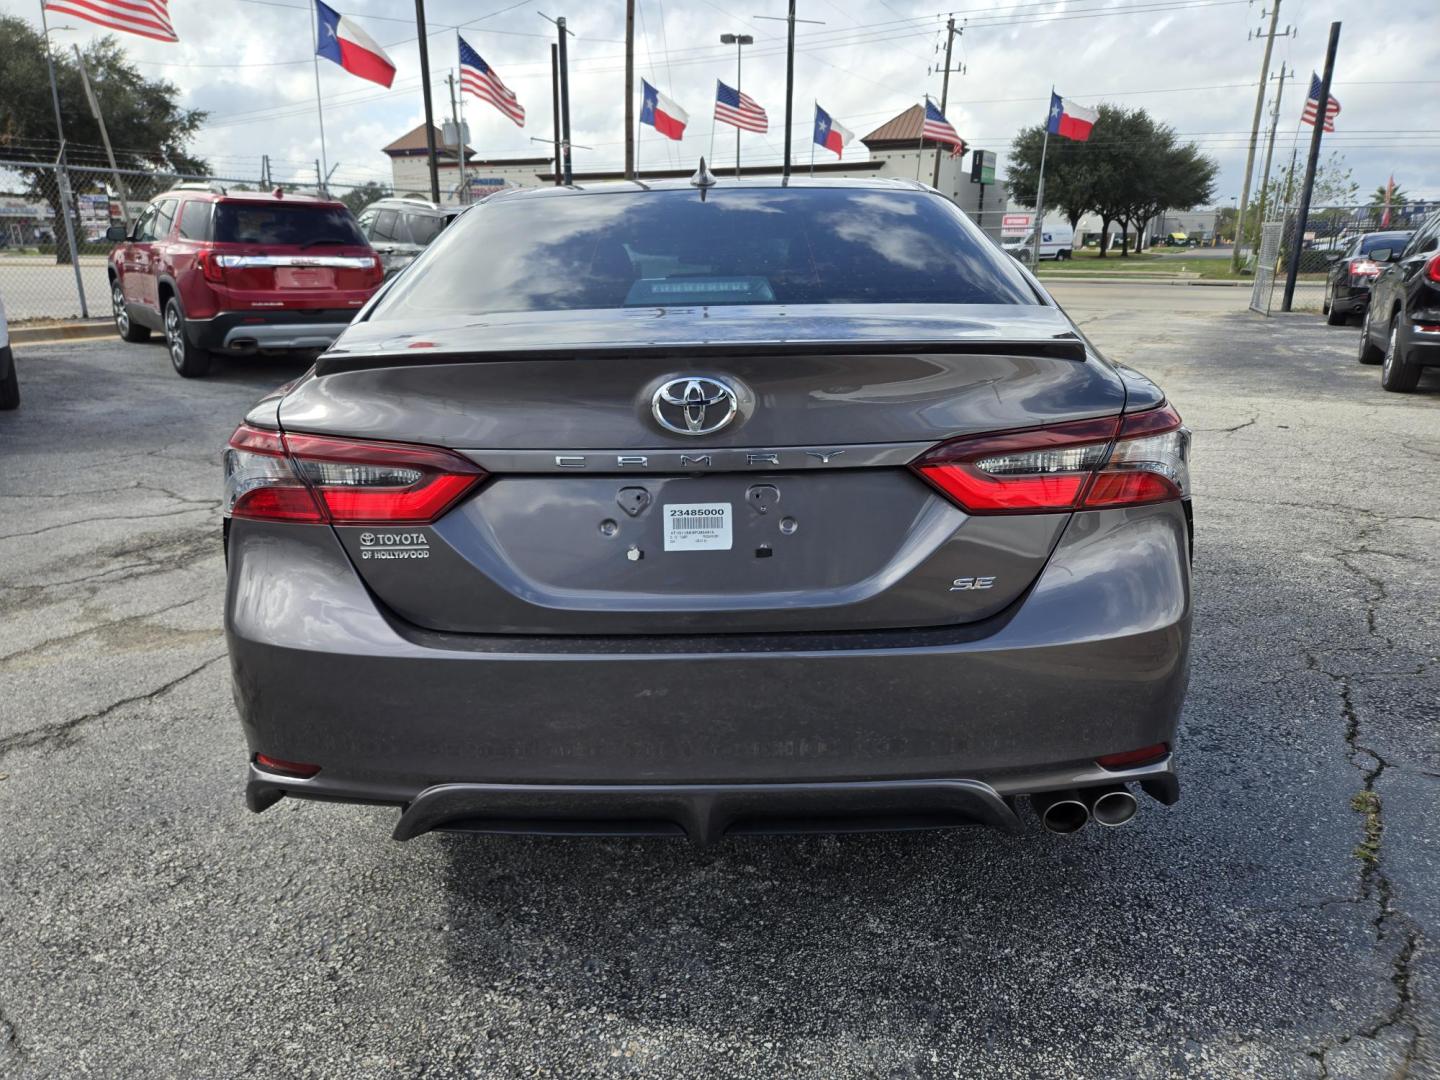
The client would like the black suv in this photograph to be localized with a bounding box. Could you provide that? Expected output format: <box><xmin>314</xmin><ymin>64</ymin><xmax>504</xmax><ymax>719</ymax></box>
<box><xmin>1359</xmin><ymin>210</ymin><xmax>1440</xmax><ymax>392</ymax></box>
<box><xmin>355</xmin><ymin>197</ymin><xmax>462</xmax><ymax>278</ymax></box>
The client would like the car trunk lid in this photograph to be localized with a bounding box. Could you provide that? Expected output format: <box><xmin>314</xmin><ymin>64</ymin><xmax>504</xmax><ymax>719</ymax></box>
<box><xmin>280</xmin><ymin>304</ymin><xmax>1125</xmax><ymax>635</ymax></box>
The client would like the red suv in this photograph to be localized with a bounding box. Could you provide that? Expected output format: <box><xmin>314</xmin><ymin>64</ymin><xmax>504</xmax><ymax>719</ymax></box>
<box><xmin>106</xmin><ymin>185</ymin><xmax>383</xmax><ymax>377</ymax></box>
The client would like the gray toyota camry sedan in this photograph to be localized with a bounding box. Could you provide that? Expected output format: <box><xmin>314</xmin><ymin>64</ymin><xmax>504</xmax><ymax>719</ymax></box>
<box><xmin>224</xmin><ymin>176</ymin><xmax>1192</xmax><ymax>844</ymax></box>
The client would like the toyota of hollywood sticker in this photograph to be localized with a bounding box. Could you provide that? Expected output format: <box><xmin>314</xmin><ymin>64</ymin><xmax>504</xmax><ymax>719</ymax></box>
<box><xmin>357</xmin><ymin>531</ymin><xmax>431</xmax><ymax>560</ymax></box>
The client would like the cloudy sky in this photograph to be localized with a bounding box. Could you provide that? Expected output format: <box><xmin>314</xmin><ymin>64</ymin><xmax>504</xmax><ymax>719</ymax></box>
<box><xmin>9</xmin><ymin>0</ymin><xmax>1440</xmax><ymax>202</ymax></box>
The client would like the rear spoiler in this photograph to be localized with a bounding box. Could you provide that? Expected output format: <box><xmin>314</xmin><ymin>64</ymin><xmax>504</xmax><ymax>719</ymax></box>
<box><xmin>314</xmin><ymin>336</ymin><xmax>1088</xmax><ymax>377</ymax></box>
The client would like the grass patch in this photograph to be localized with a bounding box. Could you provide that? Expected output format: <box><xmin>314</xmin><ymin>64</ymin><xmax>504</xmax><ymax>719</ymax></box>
<box><xmin>1351</xmin><ymin>790</ymin><xmax>1382</xmax><ymax>864</ymax></box>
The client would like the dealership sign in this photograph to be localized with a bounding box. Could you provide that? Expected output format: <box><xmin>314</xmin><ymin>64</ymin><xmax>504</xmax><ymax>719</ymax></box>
<box><xmin>1001</xmin><ymin>213</ymin><xmax>1032</xmax><ymax>237</ymax></box>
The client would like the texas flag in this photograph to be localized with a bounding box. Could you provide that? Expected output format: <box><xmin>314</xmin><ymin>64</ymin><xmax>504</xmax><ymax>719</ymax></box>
<box><xmin>640</xmin><ymin>80</ymin><xmax>688</xmax><ymax>141</ymax></box>
<box><xmin>1047</xmin><ymin>92</ymin><xmax>1097</xmax><ymax>141</ymax></box>
<box><xmin>813</xmin><ymin>104</ymin><xmax>853</xmax><ymax>159</ymax></box>
<box><xmin>315</xmin><ymin>0</ymin><xmax>396</xmax><ymax>89</ymax></box>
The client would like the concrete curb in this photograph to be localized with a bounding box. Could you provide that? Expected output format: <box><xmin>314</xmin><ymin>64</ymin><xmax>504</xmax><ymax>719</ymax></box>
<box><xmin>11</xmin><ymin>320</ymin><xmax>114</xmax><ymax>346</ymax></box>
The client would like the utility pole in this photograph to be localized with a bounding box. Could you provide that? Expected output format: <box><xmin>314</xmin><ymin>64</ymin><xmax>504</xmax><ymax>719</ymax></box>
<box><xmin>1283</xmin><ymin>21</ymin><xmax>1340</xmax><ymax>312</ymax></box>
<box><xmin>550</xmin><ymin>43</ymin><xmax>562</xmax><ymax>186</ymax></box>
<box><xmin>414</xmin><ymin>0</ymin><xmax>441</xmax><ymax>203</ymax></box>
<box><xmin>931</xmin><ymin>18</ymin><xmax>962</xmax><ymax>190</ymax></box>
<box><xmin>540</xmin><ymin>14</ymin><xmax>575</xmax><ymax>183</ymax></box>
<box><xmin>1252</xmin><ymin>63</ymin><xmax>1289</xmax><ymax>234</ymax></box>
<box><xmin>624</xmin><ymin>0</ymin><xmax>635</xmax><ymax>179</ymax></box>
<box><xmin>757</xmin><ymin>1</ymin><xmax>823</xmax><ymax>181</ymax></box>
<box><xmin>557</xmin><ymin>17</ymin><xmax>573</xmax><ymax>184</ymax></box>
<box><xmin>1232</xmin><ymin>0</ymin><xmax>1290</xmax><ymax>271</ymax></box>
<box><xmin>37</xmin><ymin>5</ymin><xmax>87</xmax><ymax>317</ymax></box>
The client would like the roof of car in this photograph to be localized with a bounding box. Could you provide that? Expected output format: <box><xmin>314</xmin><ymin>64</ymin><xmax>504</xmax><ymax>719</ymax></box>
<box><xmin>157</xmin><ymin>186</ymin><xmax>346</xmax><ymax>207</ymax></box>
<box><xmin>487</xmin><ymin>175</ymin><xmax>933</xmax><ymax>201</ymax></box>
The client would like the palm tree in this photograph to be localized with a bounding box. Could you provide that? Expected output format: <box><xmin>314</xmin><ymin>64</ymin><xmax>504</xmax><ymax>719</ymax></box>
<box><xmin>1369</xmin><ymin>182</ymin><xmax>1410</xmax><ymax>226</ymax></box>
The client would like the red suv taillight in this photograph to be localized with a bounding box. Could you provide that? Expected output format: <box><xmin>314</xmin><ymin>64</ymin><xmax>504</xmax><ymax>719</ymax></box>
<box><xmin>911</xmin><ymin>404</ymin><xmax>1190</xmax><ymax>514</ymax></box>
<box><xmin>1427</xmin><ymin>252</ymin><xmax>1440</xmax><ymax>284</ymax></box>
<box><xmin>223</xmin><ymin>424</ymin><xmax>486</xmax><ymax>524</ymax></box>
<box><xmin>195</xmin><ymin>249</ymin><xmax>226</xmax><ymax>284</ymax></box>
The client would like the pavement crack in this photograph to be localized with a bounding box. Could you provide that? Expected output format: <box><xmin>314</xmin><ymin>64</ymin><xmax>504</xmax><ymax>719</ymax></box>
<box><xmin>0</xmin><ymin>654</ymin><xmax>225</xmax><ymax>761</ymax></box>
<box><xmin>1301</xmin><ymin>551</ymin><xmax>1425</xmax><ymax>1076</ymax></box>
<box><xmin>0</xmin><ymin>596</ymin><xmax>206</xmax><ymax>669</ymax></box>
<box><xmin>1196</xmin><ymin>414</ymin><xmax>1258</xmax><ymax>435</ymax></box>
<box><xmin>0</xmin><ymin>506</ymin><xmax>215</xmax><ymax>542</ymax></box>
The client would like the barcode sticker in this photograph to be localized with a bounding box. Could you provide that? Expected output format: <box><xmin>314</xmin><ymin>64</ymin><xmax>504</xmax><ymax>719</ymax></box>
<box><xmin>663</xmin><ymin>503</ymin><xmax>733</xmax><ymax>552</ymax></box>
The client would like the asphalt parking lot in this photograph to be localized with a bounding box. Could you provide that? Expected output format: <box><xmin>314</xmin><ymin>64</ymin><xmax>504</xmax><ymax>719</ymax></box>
<box><xmin>1</xmin><ymin>283</ymin><xmax>1437</xmax><ymax>1079</ymax></box>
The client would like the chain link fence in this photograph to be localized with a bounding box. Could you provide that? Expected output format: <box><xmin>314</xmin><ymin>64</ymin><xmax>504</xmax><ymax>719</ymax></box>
<box><xmin>0</xmin><ymin>162</ymin><xmax>390</xmax><ymax>321</ymax></box>
<box><xmin>1247</xmin><ymin>202</ymin><xmax>1432</xmax><ymax>316</ymax></box>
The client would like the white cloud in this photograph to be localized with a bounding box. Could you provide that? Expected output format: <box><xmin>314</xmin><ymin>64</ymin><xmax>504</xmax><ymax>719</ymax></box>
<box><xmin>7</xmin><ymin>0</ymin><xmax>1439</xmax><ymax>200</ymax></box>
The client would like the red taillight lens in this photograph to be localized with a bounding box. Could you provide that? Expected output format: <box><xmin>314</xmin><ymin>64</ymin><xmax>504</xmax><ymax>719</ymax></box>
<box><xmin>1350</xmin><ymin>259</ymin><xmax>1381</xmax><ymax>277</ymax></box>
<box><xmin>223</xmin><ymin>424</ymin><xmax>485</xmax><ymax>525</ymax></box>
<box><xmin>196</xmin><ymin>248</ymin><xmax>225</xmax><ymax>284</ymax></box>
<box><xmin>912</xmin><ymin>405</ymin><xmax>1189</xmax><ymax>514</ymax></box>
<box><xmin>1427</xmin><ymin>253</ymin><xmax>1440</xmax><ymax>284</ymax></box>
<box><xmin>283</xmin><ymin>432</ymin><xmax>484</xmax><ymax>524</ymax></box>
<box><xmin>1096</xmin><ymin>743</ymin><xmax>1169</xmax><ymax>769</ymax></box>
<box><xmin>254</xmin><ymin>754</ymin><xmax>321</xmax><ymax>778</ymax></box>
<box><xmin>224</xmin><ymin>424</ymin><xmax>324</xmax><ymax>522</ymax></box>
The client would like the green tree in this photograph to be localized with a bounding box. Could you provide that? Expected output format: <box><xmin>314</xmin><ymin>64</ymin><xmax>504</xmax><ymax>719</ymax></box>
<box><xmin>1245</xmin><ymin>152</ymin><xmax>1359</xmax><ymax>250</ymax></box>
<box><xmin>339</xmin><ymin>181</ymin><xmax>390</xmax><ymax>216</ymax></box>
<box><xmin>1007</xmin><ymin>103</ymin><xmax>1216</xmax><ymax>257</ymax></box>
<box><xmin>0</xmin><ymin>15</ymin><xmax>206</xmax><ymax>261</ymax></box>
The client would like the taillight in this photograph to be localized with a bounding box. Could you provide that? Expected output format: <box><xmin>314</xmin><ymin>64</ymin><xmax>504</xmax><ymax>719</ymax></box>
<box><xmin>1349</xmin><ymin>259</ymin><xmax>1381</xmax><ymax>277</ymax></box>
<box><xmin>1427</xmin><ymin>253</ymin><xmax>1440</xmax><ymax>284</ymax></box>
<box><xmin>195</xmin><ymin>248</ymin><xmax>225</xmax><ymax>284</ymax></box>
<box><xmin>912</xmin><ymin>404</ymin><xmax>1190</xmax><ymax>514</ymax></box>
<box><xmin>254</xmin><ymin>754</ymin><xmax>321</xmax><ymax>778</ymax></box>
<box><xmin>364</xmin><ymin>252</ymin><xmax>384</xmax><ymax>286</ymax></box>
<box><xmin>223</xmin><ymin>424</ymin><xmax>485</xmax><ymax>524</ymax></box>
<box><xmin>1096</xmin><ymin>743</ymin><xmax>1169</xmax><ymax>769</ymax></box>
<box><xmin>224</xmin><ymin>424</ymin><xmax>323</xmax><ymax>522</ymax></box>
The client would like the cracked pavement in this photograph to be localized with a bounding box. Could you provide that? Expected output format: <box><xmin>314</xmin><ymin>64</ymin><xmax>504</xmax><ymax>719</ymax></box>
<box><xmin>0</xmin><ymin>284</ymin><xmax>1437</xmax><ymax>1079</ymax></box>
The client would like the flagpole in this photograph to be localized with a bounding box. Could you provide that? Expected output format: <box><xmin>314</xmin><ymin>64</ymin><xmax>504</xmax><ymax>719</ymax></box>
<box><xmin>709</xmin><ymin>80</ymin><xmax>718</xmax><ymax>166</ymax></box>
<box><xmin>1032</xmin><ymin>87</ymin><xmax>1053</xmax><ymax>267</ymax></box>
<box><xmin>809</xmin><ymin>101</ymin><xmax>816</xmax><ymax>176</ymax></box>
<box><xmin>916</xmin><ymin>97</ymin><xmax>926</xmax><ymax>181</ymax></box>
<box><xmin>38</xmin><ymin>0</ymin><xmax>89</xmax><ymax>318</ymax></box>
<box><xmin>308</xmin><ymin>2</ymin><xmax>329</xmax><ymax>194</ymax></box>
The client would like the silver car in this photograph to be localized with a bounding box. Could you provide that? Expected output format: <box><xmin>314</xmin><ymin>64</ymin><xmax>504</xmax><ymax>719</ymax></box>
<box><xmin>225</xmin><ymin>177</ymin><xmax>1193</xmax><ymax>845</ymax></box>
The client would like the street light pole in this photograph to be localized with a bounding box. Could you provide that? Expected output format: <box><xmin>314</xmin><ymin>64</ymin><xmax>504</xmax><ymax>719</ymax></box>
<box><xmin>720</xmin><ymin>33</ymin><xmax>753</xmax><ymax>178</ymax></box>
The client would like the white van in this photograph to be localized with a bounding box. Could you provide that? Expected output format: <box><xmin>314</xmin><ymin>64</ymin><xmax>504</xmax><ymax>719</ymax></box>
<box><xmin>1002</xmin><ymin>223</ymin><xmax>1075</xmax><ymax>262</ymax></box>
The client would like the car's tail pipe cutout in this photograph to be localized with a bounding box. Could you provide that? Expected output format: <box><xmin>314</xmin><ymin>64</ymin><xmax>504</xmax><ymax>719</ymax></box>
<box><xmin>1084</xmin><ymin>784</ymin><xmax>1139</xmax><ymax>827</ymax></box>
<box><xmin>1030</xmin><ymin>789</ymin><xmax>1090</xmax><ymax>833</ymax></box>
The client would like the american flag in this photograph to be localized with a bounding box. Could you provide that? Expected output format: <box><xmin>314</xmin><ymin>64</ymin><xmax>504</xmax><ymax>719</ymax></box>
<box><xmin>922</xmin><ymin>99</ymin><xmax>965</xmax><ymax>155</ymax></box>
<box><xmin>714</xmin><ymin>81</ymin><xmax>768</xmax><ymax>133</ymax></box>
<box><xmin>44</xmin><ymin>0</ymin><xmax>177</xmax><ymax>42</ymax></box>
<box><xmin>1301</xmin><ymin>72</ymin><xmax>1340</xmax><ymax>133</ymax></box>
<box><xmin>459</xmin><ymin>35</ymin><xmax>525</xmax><ymax>128</ymax></box>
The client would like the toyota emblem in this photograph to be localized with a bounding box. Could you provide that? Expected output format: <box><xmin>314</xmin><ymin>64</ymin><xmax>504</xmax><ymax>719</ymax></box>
<box><xmin>651</xmin><ymin>376</ymin><xmax>739</xmax><ymax>436</ymax></box>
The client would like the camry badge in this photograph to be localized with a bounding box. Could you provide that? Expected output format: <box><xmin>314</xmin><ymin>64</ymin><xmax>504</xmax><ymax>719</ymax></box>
<box><xmin>651</xmin><ymin>376</ymin><xmax>739</xmax><ymax>436</ymax></box>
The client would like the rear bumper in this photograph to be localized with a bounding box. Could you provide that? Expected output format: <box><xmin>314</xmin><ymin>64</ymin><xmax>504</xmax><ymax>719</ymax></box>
<box><xmin>226</xmin><ymin>503</ymin><xmax>1192</xmax><ymax>838</ymax></box>
<box><xmin>186</xmin><ymin>308</ymin><xmax>357</xmax><ymax>354</ymax></box>
<box><xmin>1332</xmin><ymin>283</ymin><xmax>1372</xmax><ymax>311</ymax></box>
<box><xmin>1405</xmin><ymin>320</ymin><xmax>1440</xmax><ymax>367</ymax></box>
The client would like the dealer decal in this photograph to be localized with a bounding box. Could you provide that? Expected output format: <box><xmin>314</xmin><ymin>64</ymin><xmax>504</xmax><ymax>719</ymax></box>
<box><xmin>358</xmin><ymin>531</ymin><xmax>431</xmax><ymax>560</ymax></box>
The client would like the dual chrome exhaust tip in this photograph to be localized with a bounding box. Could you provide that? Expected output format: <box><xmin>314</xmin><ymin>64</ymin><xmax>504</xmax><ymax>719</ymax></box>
<box><xmin>1030</xmin><ymin>784</ymin><xmax>1140</xmax><ymax>833</ymax></box>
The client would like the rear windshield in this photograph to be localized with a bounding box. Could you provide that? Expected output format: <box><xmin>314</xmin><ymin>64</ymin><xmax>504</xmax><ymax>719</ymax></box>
<box><xmin>376</xmin><ymin>188</ymin><xmax>1036</xmax><ymax>316</ymax></box>
<box><xmin>403</xmin><ymin>211</ymin><xmax>446</xmax><ymax>246</ymax></box>
<box><xmin>1359</xmin><ymin>233</ymin><xmax>1409</xmax><ymax>255</ymax></box>
<box><xmin>213</xmin><ymin>202</ymin><xmax>365</xmax><ymax>246</ymax></box>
